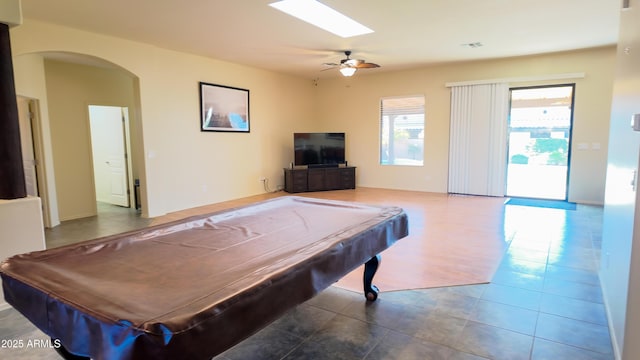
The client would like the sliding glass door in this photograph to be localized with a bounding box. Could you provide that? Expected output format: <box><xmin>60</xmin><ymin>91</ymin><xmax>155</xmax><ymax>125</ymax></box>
<box><xmin>505</xmin><ymin>85</ymin><xmax>574</xmax><ymax>200</ymax></box>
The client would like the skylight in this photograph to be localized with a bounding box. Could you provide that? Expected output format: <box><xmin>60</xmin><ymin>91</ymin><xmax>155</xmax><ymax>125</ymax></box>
<box><xmin>269</xmin><ymin>0</ymin><xmax>374</xmax><ymax>38</ymax></box>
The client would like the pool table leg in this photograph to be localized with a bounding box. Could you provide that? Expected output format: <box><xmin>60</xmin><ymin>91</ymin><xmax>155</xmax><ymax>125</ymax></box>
<box><xmin>363</xmin><ymin>254</ymin><xmax>381</xmax><ymax>301</ymax></box>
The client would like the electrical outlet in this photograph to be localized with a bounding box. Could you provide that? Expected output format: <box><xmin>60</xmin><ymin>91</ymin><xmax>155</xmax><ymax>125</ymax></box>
<box><xmin>259</xmin><ymin>177</ymin><xmax>266</xmax><ymax>182</ymax></box>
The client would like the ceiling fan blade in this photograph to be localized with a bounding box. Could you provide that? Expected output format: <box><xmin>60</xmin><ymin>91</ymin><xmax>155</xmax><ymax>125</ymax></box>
<box><xmin>355</xmin><ymin>62</ymin><xmax>380</xmax><ymax>68</ymax></box>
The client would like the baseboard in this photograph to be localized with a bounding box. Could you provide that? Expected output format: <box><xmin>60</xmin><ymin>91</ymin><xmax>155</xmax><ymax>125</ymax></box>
<box><xmin>575</xmin><ymin>200</ymin><xmax>605</xmax><ymax>206</ymax></box>
<box><xmin>600</xmin><ymin>274</ymin><xmax>623</xmax><ymax>360</ymax></box>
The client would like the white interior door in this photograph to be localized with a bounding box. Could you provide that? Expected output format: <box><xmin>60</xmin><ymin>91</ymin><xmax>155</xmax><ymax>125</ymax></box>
<box><xmin>89</xmin><ymin>105</ymin><xmax>129</xmax><ymax>207</ymax></box>
<box><xmin>17</xmin><ymin>97</ymin><xmax>38</xmax><ymax>196</ymax></box>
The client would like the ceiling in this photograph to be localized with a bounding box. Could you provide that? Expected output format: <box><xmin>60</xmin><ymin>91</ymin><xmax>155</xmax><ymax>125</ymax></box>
<box><xmin>19</xmin><ymin>0</ymin><xmax>621</xmax><ymax>79</ymax></box>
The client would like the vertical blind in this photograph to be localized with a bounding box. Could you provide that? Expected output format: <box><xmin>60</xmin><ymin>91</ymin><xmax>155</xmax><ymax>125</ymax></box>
<box><xmin>448</xmin><ymin>83</ymin><xmax>509</xmax><ymax>196</ymax></box>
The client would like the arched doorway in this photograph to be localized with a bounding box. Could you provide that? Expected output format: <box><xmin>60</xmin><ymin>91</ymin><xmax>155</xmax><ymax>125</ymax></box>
<box><xmin>13</xmin><ymin>51</ymin><xmax>145</xmax><ymax>233</ymax></box>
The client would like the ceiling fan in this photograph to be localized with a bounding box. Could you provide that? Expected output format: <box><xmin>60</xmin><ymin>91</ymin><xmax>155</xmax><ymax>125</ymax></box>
<box><xmin>323</xmin><ymin>51</ymin><xmax>380</xmax><ymax>77</ymax></box>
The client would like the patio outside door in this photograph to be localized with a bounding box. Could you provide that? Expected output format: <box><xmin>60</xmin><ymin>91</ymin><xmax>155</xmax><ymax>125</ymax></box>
<box><xmin>505</xmin><ymin>85</ymin><xmax>574</xmax><ymax>200</ymax></box>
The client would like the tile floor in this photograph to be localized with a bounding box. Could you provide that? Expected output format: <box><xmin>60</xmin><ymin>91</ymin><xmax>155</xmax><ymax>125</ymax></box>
<box><xmin>0</xmin><ymin>197</ymin><xmax>614</xmax><ymax>360</ymax></box>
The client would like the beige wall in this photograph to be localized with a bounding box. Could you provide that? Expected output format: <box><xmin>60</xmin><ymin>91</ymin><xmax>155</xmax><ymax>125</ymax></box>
<box><xmin>10</xmin><ymin>20</ymin><xmax>615</xmax><ymax>222</ymax></box>
<box><xmin>12</xmin><ymin>53</ymin><xmax>60</xmax><ymax>226</ymax></box>
<box><xmin>316</xmin><ymin>46</ymin><xmax>615</xmax><ymax>204</ymax></box>
<box><xmin>0</xmin><ymin>197</ymin><xmax>45</xmax><ymax>310</ymax></box>
<box><xmin>44</xmin><ymin>60</ymin><xmax>137</xmax><ymax>220</ymax></box>
<box><xmin>11</xmin><ymin>19</ymin><xmax>316</xmax><ymax>218</ymax></box>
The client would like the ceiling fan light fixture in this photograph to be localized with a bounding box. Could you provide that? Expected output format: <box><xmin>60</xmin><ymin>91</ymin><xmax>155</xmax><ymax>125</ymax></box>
<box><xmin>340</xmin><ymin>67</ymin><xmax>357</xmax><ymax>77</ymax></box>
<box><xmin>269</xmin><ymin>0</ymin><xmax>373</xmax><ymax>38</ymax></box>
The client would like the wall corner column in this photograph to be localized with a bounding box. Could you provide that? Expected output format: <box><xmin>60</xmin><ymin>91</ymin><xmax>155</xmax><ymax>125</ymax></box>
<box><xmin>0</xmin><ymin>0</ymin><xmax>25</xmax><ymax>199</ymax></box>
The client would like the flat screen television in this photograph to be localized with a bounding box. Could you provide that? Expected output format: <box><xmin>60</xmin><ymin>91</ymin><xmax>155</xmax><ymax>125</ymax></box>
<box><xmin>294</xmin><ymin>132</ymin><xmax>345</xmax><ymax>167</ymax></box>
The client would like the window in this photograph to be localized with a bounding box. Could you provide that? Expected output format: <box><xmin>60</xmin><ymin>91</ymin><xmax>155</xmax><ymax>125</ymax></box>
<box><xmin>380</xmin><ymin>95</ymin><xmax>425</xmax><ymax>166</ymax></box>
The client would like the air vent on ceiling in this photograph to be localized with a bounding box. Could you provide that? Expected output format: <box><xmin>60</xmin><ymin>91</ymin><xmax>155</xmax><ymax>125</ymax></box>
<box><xmin>462</xmin><ymin>42</ymin><xmax>483</xmax><ymax>48</ymax></box>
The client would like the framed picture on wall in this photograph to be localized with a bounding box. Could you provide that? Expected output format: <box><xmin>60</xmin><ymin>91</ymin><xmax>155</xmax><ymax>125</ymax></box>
<box><xmin>199</xmin><ymin>82</ymin><xmax>250</xmax><ymax>132</ymax></box>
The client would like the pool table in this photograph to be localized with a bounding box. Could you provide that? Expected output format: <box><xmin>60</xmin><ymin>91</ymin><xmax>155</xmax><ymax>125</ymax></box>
<box><xmin>1</xmin><ymin>196</ymin><xmax>408</xmax><ymax>359</ymax></box>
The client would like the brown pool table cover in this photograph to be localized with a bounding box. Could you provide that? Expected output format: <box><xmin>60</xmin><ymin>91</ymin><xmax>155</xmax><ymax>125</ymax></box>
<box><xmin>1</xmin><ymin>196</ymin><xmax>408</xmax><ymax>359</ymax></box>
